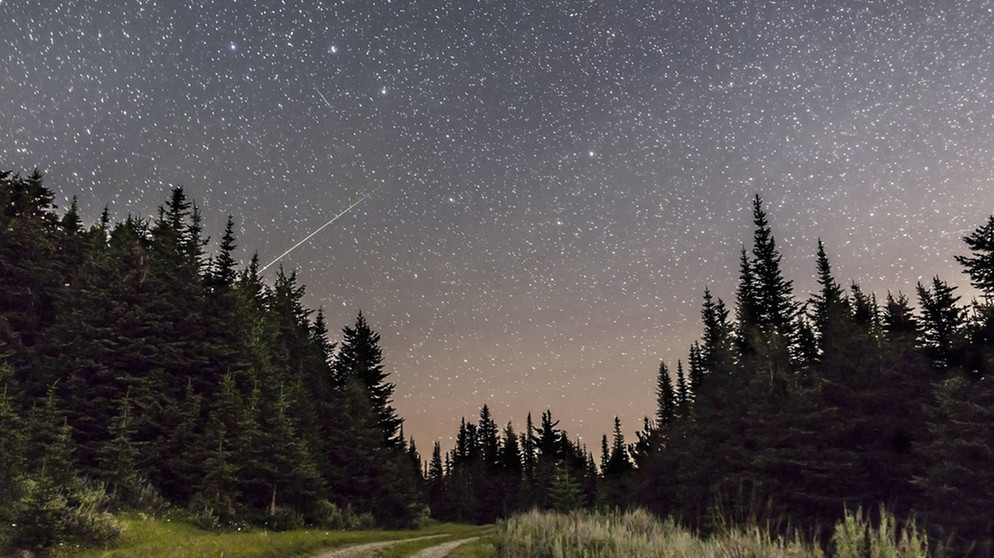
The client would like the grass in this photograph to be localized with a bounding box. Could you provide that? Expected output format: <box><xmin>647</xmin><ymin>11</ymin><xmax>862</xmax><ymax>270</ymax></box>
<box><xmin>446</xmin><ymin>535</ymin><xmax>498</xmax><ymax>558</ymax></box>
<box><xmin>56</xmin><ymin>513</ymin><xmax>483</xmax><ymax>558</ymax></box>
<box><xmin>492</xmin><ymin>508</ymin><xmax>930</xmax><ymax>558</ymax></box>
<box><xmin>46</xmin><ymin>507</ymin><xmax>929</xmax><ymax>557</ymax></box>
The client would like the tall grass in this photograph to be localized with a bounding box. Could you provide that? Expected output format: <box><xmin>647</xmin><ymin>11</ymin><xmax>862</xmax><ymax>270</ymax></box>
<box><xmin>494</xmin><ymin>507</ymin><xmax>930</xmax><ymax>558</ymax></box>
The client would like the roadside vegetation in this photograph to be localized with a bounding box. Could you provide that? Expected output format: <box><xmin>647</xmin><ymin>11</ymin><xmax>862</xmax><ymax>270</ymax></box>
<box><xmin>58</xmin><ymin>515</ymin><xmax>484</xmax><ymax>558</ymax></box>
<box><xmin>493</xmin><ymin>508</ymin><xmax>928</xmax><ymax>558</ymax></box>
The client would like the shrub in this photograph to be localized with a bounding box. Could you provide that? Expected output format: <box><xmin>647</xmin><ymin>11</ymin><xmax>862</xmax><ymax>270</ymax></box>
<box><xmin>9</xmin><ymin>477</ymin><xmax>120</xmax><ymax>553</ymax></box>
<box><xmin>316</xmin><ymin>500</ymin><xmax>376</xmax><ymax>530</ymax></box>
<box><xmin>831</xmin><ymin>507</ymin><xmax>928</xmax><ymax>558</ymax></box>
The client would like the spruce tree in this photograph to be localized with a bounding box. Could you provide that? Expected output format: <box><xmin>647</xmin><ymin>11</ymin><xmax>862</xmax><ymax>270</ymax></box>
<box><xmin>674</xmin><ymin>360</ymin><xmax>688</xmax><ymax>413</ymax></box>
<box><xmin>735</xmin><ymin>247</ymin><xmax>760</xmax><ymax>356</ymax></box>
<box><xmin>700</xmin><ymin>288</ymin><xmax>734</xmax><ymax>371</ymax></box>
<box><xmin>809</xmin><ymin>239</ymin><xmax>849</xmax><ymax>355</ymax></box>
<box><xmin>956</xmin><ymin>214</ymin><xmax>994</xmax><ymax>298</ymax></box>
<box><xmin>522</xmin><ymin>412</ymin><xmax>537</xmax><ymax>482</ymax></box>
<box><xmin>332</xmin><ymin>312</ymin><xmax>403</xmax><ymax>446</ymax></box>
<box><xmin>917</xmin><ymin>374</ymin><xmax>994</xmax><ymax>551</ymax></box>
<box><xmin>749</xmin><ymin>195</ymin><xmax>800</xmax><ymax>363</ymax></box>
<box><xmin>916</xmin><ymin>276</ymin><xmax>966</xmax><ymax>368</ymax></box>
<box><xmin>478</xmin><ymin>404</ymin><xmax>500</xmax><ymax>468</ymax></box>
<box><xmin>655</xmin><ymin>361</ymin><xmax>676</xmax><ymax>429</ymax></box>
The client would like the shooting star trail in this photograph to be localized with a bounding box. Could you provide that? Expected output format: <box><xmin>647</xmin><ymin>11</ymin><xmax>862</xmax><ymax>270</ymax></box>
<box><xmin>260</xmin><ymin>187</ymin><xmax>379</xmax><ymax>273</ymax></box>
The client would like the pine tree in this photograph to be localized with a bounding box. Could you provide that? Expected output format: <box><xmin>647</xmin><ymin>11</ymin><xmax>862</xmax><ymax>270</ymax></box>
<box><xmin>0</xmin><ymin>362</ymin><xmax>26</xmax><ymax>530</ymax></box>
<box><xmin>655</xmin><ymin>361</ymin><xmax>676</xmax><ymax>429</ymax></box>
<box><xmin>916</xmin><ymin>276</ymin><xmax>966</xmax><ymax>368</ymax></box>
<box><xmin>0</xmin><ymin>169</ymin><xmax>63</xmax><ymax>356</ymax></box>
<box><xmin>605</xmin><ymin>417</ymin><xmax>632</xmax><ymax>476</ymax></box>
<box><xmin>882</xmin><ymin>292</ymin><xmax>917</xmax><ymax>339</ymax></box>
<box><xmin>332</xmin><ymin>312</ymin><xmax>403</xmax><ymax>446</ymax></box>
<box><xmin>208</xmin><ymin>215</ymin><xmax>239</xmax><ymax>291</ymax></box>
<box><xmin>735</xmin><ymin>247</ymin><xmax>760</xmax><ymax>357</ymax></box>
<box><xmin>809</xmin><ymin>239</ymin><xmax>849</xmax><ymax>355</ymax></box>
<box><xmin>500</xmin><ymin>422</ymin><xmax>523</xmax><ymax>478</ymax></box>
<box><xmin>674</xmin><ymin>360</ymin><xmax>688</xmax><ymax>414</ymax></box>
<box><xmin>700</xmin><ymin>288</ymin><xmax>733</xmax><ymax>370</ymax></box>
<box><xmin>522</xmin><ymin>412</ymin><xmax>537</xmax><ymax>482</ymax></box>
<box><xmin>749</xmin><ymin>195</ymin><xmax>800</xmax><ymax>363</ymax></box>
<box><xmin>917</xmin><ymin>374</ymin><xmax>994</xmax><ymax>551</ymax></box>
<box><xmin>548</xmin><ymin>461</ymin><xmax>584</xmax><ymax>513</ymax></box>
<box><xmin>478</xmin><ymin>405</ymin><xmax>500</xmax><ymax>468</ymax></box>
<box><xmin>956</xmin><ymin>214</ymin><xmax>994</xmax><ymax>298</ymax></box>
<box><xmin>600</xmin><ymin>435</ymin><xmax>610</xmax><ymax>474</ymax></box>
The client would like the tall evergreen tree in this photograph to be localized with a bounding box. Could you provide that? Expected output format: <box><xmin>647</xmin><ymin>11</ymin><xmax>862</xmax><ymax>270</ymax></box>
<box><xmin>749</xmin><ymin>195</ymin><xmax>800</xmax><ymax>363</ymax></box>
<box><xmin>332</xmin><ymin>312</ymin><xmax>403</xmax><ymax>446</ymax></box>
<box><xmin>674</xmin><ymin>360</ymin><xmax>688</xmax><ymax>413</ymax></box>
<box><xmin>916</xmin><ymin>276</ymin><xmax>966</xmax><ymax>368</ymax></box>
<box><xmin>655</xmin><ymin>361</ymin><xmax>676</xmax><ymax>429</ymax></box>
<box><xmin>809</xmin><ymin>239</ymin><xmax>849</xmax><ymax>356</ymax></box>
<box><xmin>735</xmin><ymin>247</ymin><xmax>760</xmax><ymax>357</ymax></box>
<box><xmin>700</xmin><ymin>288</ymin><xmax>734</xmax><ymax>371</ymax></box>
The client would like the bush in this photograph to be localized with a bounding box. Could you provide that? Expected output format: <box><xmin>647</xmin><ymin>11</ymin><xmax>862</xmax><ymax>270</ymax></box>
<box><xmin>9</xmin><ymin>477</ymin><xmax>120</xmax><ymax>554</ymax></box>
<box><xmin>315</xmin><ymin>500</ymin><xmax>375</xmax><ymax>530</ymax></box>
<box><xmin>832</xmin><ymin>507</ymin><xmax>928</xmax><ymax>558</ymax></box>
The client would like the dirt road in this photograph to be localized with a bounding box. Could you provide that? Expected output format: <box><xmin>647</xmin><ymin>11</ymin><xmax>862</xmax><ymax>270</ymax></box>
<box><xmin>410</xmin><ymin>536</ymin><xmax>480</xmax><ymax>558</ymax></box>
<box><xmin>310</xmin><ymin>534</ymin><xmax>446</xmax><ymax>558</ymax></box>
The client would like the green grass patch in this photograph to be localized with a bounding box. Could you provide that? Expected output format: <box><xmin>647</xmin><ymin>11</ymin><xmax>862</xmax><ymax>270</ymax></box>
<box><xmin>60</xmin><ymin>514</ymin><xmax>481</xmax><ymax>558</ymax></box>
<box><xmin>446</xmin><ymin>534</ymin><xmax>498</xmax><ymax>558</ymax></box>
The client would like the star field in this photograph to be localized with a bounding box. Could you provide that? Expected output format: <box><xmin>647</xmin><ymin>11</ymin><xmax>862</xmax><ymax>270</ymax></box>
<box><xmin>2</xmin><ymin>0</ymin><xmax>993</xmax><ymax>450</ymax></box>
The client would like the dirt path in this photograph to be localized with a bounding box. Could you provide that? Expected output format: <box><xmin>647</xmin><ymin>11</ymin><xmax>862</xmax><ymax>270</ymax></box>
<box><xmin>410</xmin><ymin>536</ymin><xmax>480</xmax><ymax>558</ymax></box>
<box><xmin>310</xmin><ymin>534</ymin><xmax>446</xmax><ymax>558</ymax></box>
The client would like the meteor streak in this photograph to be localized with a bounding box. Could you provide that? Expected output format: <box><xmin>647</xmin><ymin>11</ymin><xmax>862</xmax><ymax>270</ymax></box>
<box><xmin>260</xmin><ymin>187</ymin><xmax>379</xmax><ymax>273</ymax></box>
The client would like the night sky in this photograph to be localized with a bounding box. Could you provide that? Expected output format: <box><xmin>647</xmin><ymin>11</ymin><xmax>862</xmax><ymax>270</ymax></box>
<box><xmin>3</xmin><ymin>1</ymin><xmax>992</xmax><ymax>452</ymax></box>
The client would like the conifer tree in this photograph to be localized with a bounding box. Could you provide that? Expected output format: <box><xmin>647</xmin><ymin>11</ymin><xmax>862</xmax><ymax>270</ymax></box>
<box><xmin>0</xmin><ymin>363</ymin><xmax>26</xmax><ymax>528</ymax></box>
<box><xmin>332</xmin><ymin>312</ymin><xmax>403</xmax><ymax>446</ymax></box>
<box><xmin>606</xmin><ymin>417</ymin><xmax>632</xmax><ymax>476</ymax></box>
<box><xmin>749</xmin><ymin>195</ymin><xmax>800</xmax><ymax>362</ymax></box>
<box><xmin>700</xmin><ymin>288</ymin><xmax>733</xmax><ymax>370</ymax></box>
<box><xmin>735</xmin><ymin>247</ymin><xmax>760</xmax><ymax>356</ymax></box>
<box><xmin>674</xmin><ymin>360</ymin><xmax>688</xmax><ymax>413</ymax></box>
<box><xmin>500</xmin><ymin>422</ymin><xmax>523</xmax><ymax>478</ymax></box>
<box><xmin>916</xmin><ymin>276</ymin><xmax>966</xmax><ymax>368</ymax></box>
<box><xmin>655</xmin><ymin>361</ymin><xmax>676</xmax><ymax>429</ymax></box>
<box><xmin>809</xmin><ymin>239</ymin><xmax>849</xmax><ymax>355</ymax></box>
<box><xmin>917</xmin><ymin>374</ymin><xmax>994</xmax><ymax>551</ymax></box>
<box><xmin>208</xmin><ymin>215</ymin><xmax>239</xmax><ymax>291</ymax></box>
<box><xmin>600</xmin><ymin>435</ymin><xmax>610</xmax><ymax>474</ymax></box>
<box><xmin>522</xmin><ymin>412</ymin><xmax>537</xmax><ymax>482</ymax></box>
<box><xmin>883</xmin><ymin>292</ymin><xmax>917</xmax><ymax>339</ymax></box>
<box><xmin>956</xmin><ymin>214</ymin><xmax>994</xmax><ymax>298</ymax></box>
<box><xmin>478</xmin><ymin>404</ymin><xmax>500</xmax><ymax>468</ymax></box>
<box><xmin>0</xmin><ymin>169</ymin><xmax>63</xmax><ymax>355</ymax></box>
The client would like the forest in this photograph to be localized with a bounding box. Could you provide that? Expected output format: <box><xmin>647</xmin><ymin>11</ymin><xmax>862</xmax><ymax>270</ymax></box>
<box><xmin>1</xmin><ymin>168</ymin><xmax>993</xmax><ymax>555</ymax></box>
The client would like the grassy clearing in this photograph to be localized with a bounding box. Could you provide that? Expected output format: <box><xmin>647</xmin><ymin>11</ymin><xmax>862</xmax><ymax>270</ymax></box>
<box><xmin>56</xmin><ymin>514</ymin><xmax>481</xmax><ymax>558</ymax></box>
<box><xmin>493</xmin><ymin>508</ymin><xmax>929</xmax><ymax>558</ymax></box>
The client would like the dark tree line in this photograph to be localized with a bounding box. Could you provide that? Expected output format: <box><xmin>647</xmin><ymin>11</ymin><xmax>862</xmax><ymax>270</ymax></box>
<box><xmin>427</xmin><ymin>195</ymin><xmax>994</xmax><ymax>555</ymax></box>
<box><xmin>0</xmin><ymin>170</ymin><xmax>425</xmax><ymax>552</ymax></box>
<box><xmin>4</xmin><ymin>168</ymin><xmax>994</xmax><ymax>555</ymax></box>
